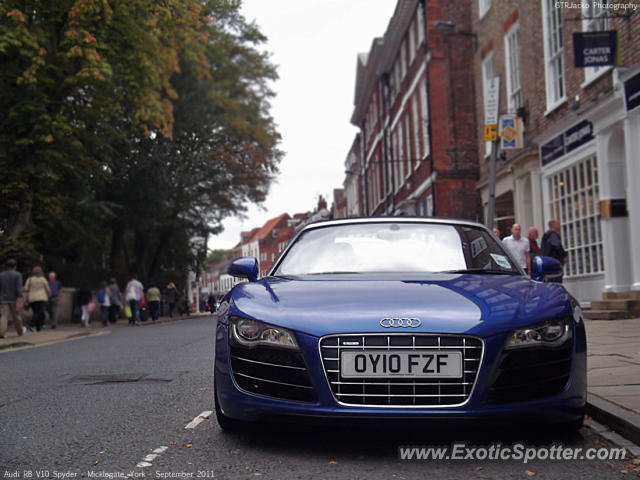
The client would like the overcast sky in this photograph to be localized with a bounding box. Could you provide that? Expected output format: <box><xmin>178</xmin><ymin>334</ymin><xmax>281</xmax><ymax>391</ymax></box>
<box><xmin>208</xmin><ymin>0</ymin><xmax>397</xmax><ymax>250</ymax></box>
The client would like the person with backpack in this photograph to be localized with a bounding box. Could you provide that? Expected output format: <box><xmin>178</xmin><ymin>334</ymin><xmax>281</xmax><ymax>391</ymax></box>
<box><xmin>541</xmin><ymin>218</ymin><xmax>568</xmax><ymax>283</ymax></box>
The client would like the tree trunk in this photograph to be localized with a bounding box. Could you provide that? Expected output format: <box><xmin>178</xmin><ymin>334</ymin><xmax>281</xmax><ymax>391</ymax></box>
<box><xmin>8</xmin><ymin>188</ymin><xmax>33</xmax><ymax>238</ymax></box>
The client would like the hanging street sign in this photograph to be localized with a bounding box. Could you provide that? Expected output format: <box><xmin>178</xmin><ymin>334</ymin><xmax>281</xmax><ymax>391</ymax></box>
<box><xmin>573</xmin><ymin>31</ymin><xmax>618</xmax><ymax>68</ymax></box>
<box><xmin>499</xmin><ymin>115</ymin><xmax>523</xmax><ymax>149</ymax></box>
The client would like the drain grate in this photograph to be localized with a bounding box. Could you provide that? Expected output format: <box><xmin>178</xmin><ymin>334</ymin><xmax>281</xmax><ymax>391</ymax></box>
<box><xmin>67</xmin><ymin>373</ymin><xmax>173</xmax><ymax>385</ymax></box>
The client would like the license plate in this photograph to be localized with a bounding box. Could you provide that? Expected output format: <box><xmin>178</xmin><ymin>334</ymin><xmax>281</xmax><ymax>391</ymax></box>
<box><xmin>340</xmin><ymin>350</ymin><xmax>462</xmax><ymax>378</ymax></box>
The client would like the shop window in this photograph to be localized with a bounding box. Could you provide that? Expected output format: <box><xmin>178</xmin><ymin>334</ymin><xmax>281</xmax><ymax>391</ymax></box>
<box><xmin>547</xmin><ymin>155</ymin><xmax>603</xmax><ymax>277</ymax></box>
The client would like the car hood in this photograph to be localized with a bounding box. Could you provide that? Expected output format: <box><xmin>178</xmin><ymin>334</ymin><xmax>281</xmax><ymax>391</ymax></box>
<box><xmin>228</xmin><ymin>274</ymin><xmax>571</xmax><ymax>337</ymax></box>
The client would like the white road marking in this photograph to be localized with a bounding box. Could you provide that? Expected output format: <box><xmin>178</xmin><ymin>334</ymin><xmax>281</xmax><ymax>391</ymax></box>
<box><xmin>185</xmin><ymin>410</ymin><xmax>213</xmax><ymax>429</ymax></box>
<box><xmin>133</xmin><ymin>446</ymin><xmax>168</xmax><ymax>470</ymax></box>
<box><xmin>132</xmin><ymin>409</ymin><xmax>211</xmax><ymax>471</ymax></box>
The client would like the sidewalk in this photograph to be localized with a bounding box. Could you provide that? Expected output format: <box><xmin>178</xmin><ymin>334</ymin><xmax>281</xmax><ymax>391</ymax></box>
<box><xmin>0</xmin><ymin>312</ymin><xmax>211</xmax><ymax>352</ymax></box>
<box><xmin>585</xmin><ymin>318</ymin><xmax>640</xmax><ymax>445</ymax></box>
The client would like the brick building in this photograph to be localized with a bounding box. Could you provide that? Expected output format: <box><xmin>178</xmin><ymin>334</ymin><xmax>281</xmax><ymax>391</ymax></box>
<box><xmin>344</xmin><ymin>133</ymin><xmax>363</xmax><ymax>217</ymax></box>
<box><xmin>473</xmin><ymin>0</ymin><xmax>640</xmax><ymax>303</ymax></box>
<box><xmin>350</xmin><ymin>0</ymin><xmax>479</xmax><ymax>219</ymax></box>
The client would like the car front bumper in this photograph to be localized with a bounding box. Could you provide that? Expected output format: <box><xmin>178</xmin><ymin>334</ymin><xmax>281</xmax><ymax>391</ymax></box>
<box><xmin>214</xmin><ymin>323</ymin><xmax>587</xmax><ymax>426</ymax></box>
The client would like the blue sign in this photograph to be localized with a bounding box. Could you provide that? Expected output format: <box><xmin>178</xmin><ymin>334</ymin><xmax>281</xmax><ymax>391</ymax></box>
<box><xmin>625</xmin><ymin>71</ymin><xmax>640</xmax><ymax>112</ymax></box>
<box><xmin>573</xmin><ymin>31</ymin><xmax>618</xmax><ymax>68</ymax></box>
<box><xmin>540</xmin><ymin>120</ymin><xmax>594</xmax><ymax>167</ymax></box>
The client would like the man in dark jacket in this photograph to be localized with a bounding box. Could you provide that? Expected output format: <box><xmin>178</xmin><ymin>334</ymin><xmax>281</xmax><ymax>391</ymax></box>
<box><xmin>0</xmin><ymin>259</ymin><xmax>26</xmax><ymax>338</ymax></box>
<box><xmin>541</xmin><ymin>219</ymin><xmax>567</xmax><ymax>283</ymax></box>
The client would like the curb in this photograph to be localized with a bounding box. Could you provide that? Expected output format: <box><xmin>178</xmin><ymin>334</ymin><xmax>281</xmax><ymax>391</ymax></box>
<box><xmin>587</xmin><ymin>392</ymin><xmax>640</xmax><ymax>446</ymax></box>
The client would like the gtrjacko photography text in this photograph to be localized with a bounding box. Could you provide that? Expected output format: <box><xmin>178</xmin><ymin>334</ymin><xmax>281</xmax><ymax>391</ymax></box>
<box><xmin>398</xmin><ymin>442</ymin><xmax>628</xmax><ymax>463</ymax></box>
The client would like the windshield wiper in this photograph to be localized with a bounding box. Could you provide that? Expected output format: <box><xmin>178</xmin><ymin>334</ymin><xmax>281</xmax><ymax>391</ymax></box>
<box><xmin>439</xmin><ymin>268</ymin><xmax>519</xmax><ymax>275</ymax></box>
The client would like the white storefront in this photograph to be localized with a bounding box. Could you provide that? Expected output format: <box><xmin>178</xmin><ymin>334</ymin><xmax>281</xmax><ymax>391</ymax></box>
<box><xmin>536</xmin><ymin>66</ymin><xmax>640</xmax><ymax>303</ymax></box>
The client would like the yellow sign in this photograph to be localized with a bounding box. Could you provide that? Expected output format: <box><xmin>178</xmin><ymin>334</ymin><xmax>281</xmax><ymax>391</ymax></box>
<box><xmin>484</xmin><ymin>124</ymin><xmax>497</xmax><ymax>142</ymax></box>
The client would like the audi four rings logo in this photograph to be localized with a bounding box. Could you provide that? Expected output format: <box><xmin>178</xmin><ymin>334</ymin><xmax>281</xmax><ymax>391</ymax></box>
<box><xmin>380</xmin><ymin>317</ymin><xmax>422</xmax><ymax>328</ymax></box>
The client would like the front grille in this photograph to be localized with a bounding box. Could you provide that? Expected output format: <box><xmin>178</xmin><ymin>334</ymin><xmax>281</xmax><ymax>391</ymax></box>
<box><xmin>487</xmin><ymin>339</ymin><xmax>573</xmax><ymax>404</ymax></box>
<box><xmin>319</xmin><ymin>334</ymin><xmax>483</xmax><ymax>407</ymax></box>
<box><xmin>230</xmin><ymin>345</ymin><xmax>316</xmax><ymax>402</ymax></box>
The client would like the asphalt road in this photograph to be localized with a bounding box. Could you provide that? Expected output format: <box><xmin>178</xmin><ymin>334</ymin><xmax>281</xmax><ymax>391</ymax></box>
<box><xmin>0</xmin><ymin>316</ymin><xmax>636</xmax><ymax>479</ymax></box>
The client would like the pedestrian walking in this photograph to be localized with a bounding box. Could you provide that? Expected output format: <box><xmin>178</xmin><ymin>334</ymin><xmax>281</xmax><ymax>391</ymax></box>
<box><xmin>47</xmin><ymin>271</ymin><xmax>62</xmax><ymax>329</ymax></box>
<box><xmin>208</xmin><ymin>292</ymin><xmax>217</xmax><ymax>313</ymax></box>
<box><xmin>502</xmin><ymin>223</ymin><xmax>531</xmax><ymax>273</ymax></box>
<box><xmin>146</xmin><ymin>285</ymin><xmax>161</xmax><ymax>322</ymax></box>
<box><xmin>139</xmin><ymin>290</ymin><xmax>148</xmax><ymax>322</ymax></box>
<box><xmin>24</xmin><ymin>266</ymin><xmax>51</xmax><ymax>332</ymax></box>
<box><xmin>97</xmin><ymin>281</ymin><xmax>110</xmax><ymax>327</ymax></box>
<box><xmin>0</xmin><ymin>259</ymin><xmax>26</xmax><ymax>338</ymax></box>
<box><xmin>77</xmin><ymin>285</ymin><xmax>92</xmax><ymax>327</ymax></box>
<box><xmin>124</xmin><ymin>274</ymin><xmax>144</xmax><ymax>326</ymax></box>
<box><xmin>106</xmin><ymin>278</ymin><xmax>122</xmax><ymax>324</ymax></box>
<box><xmin>541</xmin><ymin>218</ymin><xmax>568</xmax><ymax>283</ymax></box>
<box><xmin>528</xmin><ymin>226</ymin><xmax>541</xmax><ymax>258</ymax></box>
<box><xmin>492</xmin><ymin>227</ymin><xmax>501</xmax><ymax>238</ymax></box>
<box><xmin>165</xmin><ymin>282</ymin><xmax>178</xmax><ymax>318</ymax></box>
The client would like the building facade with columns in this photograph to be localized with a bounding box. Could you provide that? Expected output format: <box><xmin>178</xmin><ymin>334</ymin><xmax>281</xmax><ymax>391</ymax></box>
<box><xmin>473</xmin><ymin>0</ymin><xmax>640</xmax><ymax>302</ymax></box>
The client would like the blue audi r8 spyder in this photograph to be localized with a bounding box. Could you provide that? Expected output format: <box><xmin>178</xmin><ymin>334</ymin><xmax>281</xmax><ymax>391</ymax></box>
<box><xmin>214</xmin><ymin>218</ymin><xmax>586</xmax><ymax>431</ymax></box>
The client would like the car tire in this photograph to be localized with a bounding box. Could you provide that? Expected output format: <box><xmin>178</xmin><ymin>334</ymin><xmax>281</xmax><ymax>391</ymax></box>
<box><xmin>214</xmin><ymin>377</ymin><xmax>248</xmax><ymax>432</ymax></box>
<box><xmin>555</xmin><ymin>415</ymin><xmax>584</xmax><ymax>434</ymax></box>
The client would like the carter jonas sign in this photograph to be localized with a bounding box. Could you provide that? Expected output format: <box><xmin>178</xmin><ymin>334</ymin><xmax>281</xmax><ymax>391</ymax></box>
<box><xmin>573</xmin><ymin>31</ymin><xmax>618</xmax><ymax>68</ymax></box>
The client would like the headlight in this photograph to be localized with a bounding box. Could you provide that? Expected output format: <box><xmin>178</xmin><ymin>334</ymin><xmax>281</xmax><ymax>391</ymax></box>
<box><xmin>230</xmin><ymin>316</ymin><xmax>299</xmax><ymax>350</ymax></box>
<box><xmin>505</xmin><ymin>317</ymin><xmax>572</xmax><ymax>349</ymax></box>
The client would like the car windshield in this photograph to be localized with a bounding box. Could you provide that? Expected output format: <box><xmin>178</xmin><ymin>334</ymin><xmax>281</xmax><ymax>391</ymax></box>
<box><xmin>274</xmin><ymin>222</ymin><xmax>519</xmax><ymax>275</ymax></box>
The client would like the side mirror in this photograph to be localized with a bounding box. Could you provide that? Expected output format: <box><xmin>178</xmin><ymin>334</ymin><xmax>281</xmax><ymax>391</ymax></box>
<box><xmin>228</xmin><ymin>257</ymin><xmax>259</xmax><ymax>282</ymax></box>
<box><xmin>531</xmin><ymin>255</ymin><xmax>563</xmax><ymax>282</ymax></box>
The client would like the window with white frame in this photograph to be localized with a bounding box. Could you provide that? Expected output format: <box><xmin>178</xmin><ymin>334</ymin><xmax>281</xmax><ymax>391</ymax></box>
<box><xmin>482</xmin><ymin>51</ymin><xmax>494</xmax><ymax>157</ymax></box>
<box><xmin>547</xmin><ymin>155</ymin><xmax>603</xmax><ymax>277</ymax></box>
<box><xmin>401</xmin><ymin>38</ymin><xmax>407</xmax><ymax>80</ymax></box>
<box><xmin>404</xmin><ymin>115</ymin><xmax>412</xmax><ymax>175</ymax></box>
<box><xmin>393</xmin><ymin>130</ymin><xmax>399</xmax><ymax>191</ymax></box>
<box><xmin>504</xmin><ymin>22</ymin><xmax>522</xmax><ymax>112</ymax></box>
<box><xmin>420</xmin><ymin>82</ymin><xmax>430</xmax><ymax>158</ymax></box>
<box><xmin>582</xmin><ymin>1</ymin><xmax>610</xmax><ymax>82</ymax></box>
<box><xmin>479</xmin><ymin>0</ymin><xmax>491</xmax><ymax>18</ymax></box>
<box><xmin>542</xmin><ymin>0</ymin><xmax>566</xmax><ymax>108</ymax></box>
<box><xmin>409</xmin><ymin>18</ymin><xmax>417</xmax><ymax>63</ymax></box>
<box><xmin>412</xmin><ymin>95</ymin><xmax>421</xmax><ymax>165</ymax></box>
<box><xmin>398</xmin><ymin>121</ymin><xmax>405</xmax><ymax>182</ymax></box>
<box><xmin>417</xmin><ymin>4</ymin><xmax>425</xmax><ymax>44</ymax></box>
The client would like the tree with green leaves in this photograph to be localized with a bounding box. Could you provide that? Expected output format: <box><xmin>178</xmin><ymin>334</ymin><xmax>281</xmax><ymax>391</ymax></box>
<box><xmin>0</xmin><ymin>0</ymin><xmax>281</xmax><ymax>284</ymax></box>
